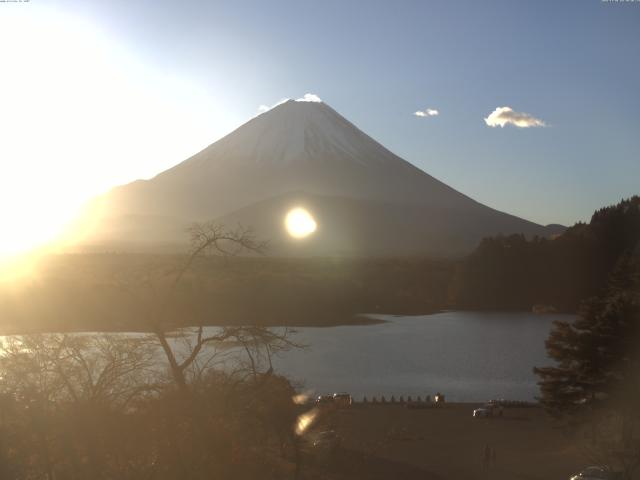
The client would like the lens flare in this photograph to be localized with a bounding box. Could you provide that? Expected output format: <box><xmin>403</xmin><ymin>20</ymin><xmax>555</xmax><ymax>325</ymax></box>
<box><xmin>285</xmin><ymin>208</ymin><xmax>317</xmax><ymax>239</ymax></box>
<box><xmin>292</xmin><ymin>393</ymin><xmax>310</xmax><ymax>405</ymax></box>
<box><xmin>295</xmin><ymin>408</ymin><xmax>319</xmax><ymax>436</ymax></box>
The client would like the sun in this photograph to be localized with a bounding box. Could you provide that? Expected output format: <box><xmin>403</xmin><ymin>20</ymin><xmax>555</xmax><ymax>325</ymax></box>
<box><xmin>0</xmin><ymin>8</ymin><xmax>233</xmax><ymax>259</ymax></box>
<box><xmin>285</xmin><ymin>208</ymin><xmax>317</xmax><ymax>239</ymax></box>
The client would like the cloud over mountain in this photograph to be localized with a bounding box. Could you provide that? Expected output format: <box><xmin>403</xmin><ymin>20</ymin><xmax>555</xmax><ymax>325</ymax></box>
<box><xmin>484</xmin><ymin>106</ymin><xmax>546</xmax><ymax>128</ymax></box>
<box><xmin>257</xmin><ymin>93</ymin><xmax>322</xmax><ymax>115</ymax></box>
<box><xmin>296</xmin><ymin>93</ymin><xmax>322</xmax><ymax>103</ymax></box>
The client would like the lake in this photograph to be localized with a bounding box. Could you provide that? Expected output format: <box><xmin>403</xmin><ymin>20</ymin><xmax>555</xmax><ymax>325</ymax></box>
<box><xmin>271</xmin><ymin>311</ymin><xmax>575</xmax><ymax>402</ymax></box>
<box><xmin>0</xmin><ymin>311</ymin><xmax>573</xmax><ymax>403</ymax></box>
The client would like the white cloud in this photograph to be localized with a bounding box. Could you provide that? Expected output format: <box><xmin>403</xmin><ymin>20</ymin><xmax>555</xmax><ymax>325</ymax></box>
<box><xmin>414</xmin><ymin>108</ymin><xmax>439</xmax><ymax>117</ymax></box>
<box><xmin>484</xmin><ymin>106</ymin><xmax>546</xmax><ymax>128</ymax></box>
<box><xmin>255</xmin><ymin>93</ymin><xmax>322</xmax><ymax>115</ymax></box>
<box><xmin>296</xmin><ymin>93</ymin><xmax>322</xmax><ymax>103</ymax></box>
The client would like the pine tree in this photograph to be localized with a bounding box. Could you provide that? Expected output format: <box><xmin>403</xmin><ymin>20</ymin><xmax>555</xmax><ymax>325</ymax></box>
<box><xmin>534</xmin><ymin>250</ymin><xmax>640</xmax><ymax>477</ymax></box>
<box><xmin>534</xmin><ymin>251</ymin><xmax>639</xmax><ymax>414</ymax></box>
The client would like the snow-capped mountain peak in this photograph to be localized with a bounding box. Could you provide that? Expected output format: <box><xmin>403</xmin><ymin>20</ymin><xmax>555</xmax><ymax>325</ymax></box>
<box><xmin>185</xmin><ymin>98</ymin><xmax>396</xmax><ymax>168</ymax></box>
<box><xmin>91</xmin><ymin>97</ymin><xmax>558</xmax><ymax>256</ymax></box>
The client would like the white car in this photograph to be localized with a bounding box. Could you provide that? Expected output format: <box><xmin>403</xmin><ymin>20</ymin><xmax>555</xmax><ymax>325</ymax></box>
<box><xmin>569</xmin><ymin>466</ymin><xmax>621</xmax><ymax>480</ymax></box>
<box><xmin>473</xmin><ymin>402</ymin><xmax>504</xmax><ymax>418</ymax></box>
<box><xmin>473</xmin><ymin>407</ymin><xmax>492</xmax><ymax>418</ymax></box>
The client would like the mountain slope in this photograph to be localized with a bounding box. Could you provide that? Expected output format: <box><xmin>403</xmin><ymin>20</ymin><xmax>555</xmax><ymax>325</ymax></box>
<box><xmin>216</xmin><ymin>191</ymin><xmax>560</xmax><ymax>257</ymax></box>
<box><xmin>83</xmin><ymin>98</ymin><xmax>561</xmax><ymax>256</ymax></box>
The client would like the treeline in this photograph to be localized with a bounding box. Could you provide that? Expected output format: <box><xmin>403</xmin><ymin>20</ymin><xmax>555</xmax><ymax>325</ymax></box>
<box><xmin>450</xmin><ymin>196</ymin><xmax>640</xmax><ymax>311</ymax></box>
<box><xmin>0</xmin><ymin>255</ymin><xmax>453</xmax><ymax>332</ymax></box>
<box><xmin>533</xmin><ymin>235</ymin><xmax>640</xmax><ymax>479</ymax></box>
<box><xmin>3</xmin><ymin>197</ymin><xmax>638</xmax><ymax>334</ymax></box>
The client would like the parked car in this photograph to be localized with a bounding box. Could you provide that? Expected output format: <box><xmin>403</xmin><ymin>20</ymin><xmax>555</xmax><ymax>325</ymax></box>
<box><xmin>315</xmin><ymin>394</ymin><xmax>335</xmax><ymax>407</ymax></box>
<box><xmin>315</xmin><ymin>392</ymin><xmax>352</xmax><ymax>409</ymax></box>
<box><xmin>473</xmin><ymin>404</ymin><xmax>503</xmax><ymax>418</ymax></box>
<box><xmin>332</xmin><ymin>392</ymin><xmax>352</xmax><ymax>408</ymax></box>
<box><xmin>473</xmin><ymin>406</ymin><xmax>493</xmax><ymax>418</ymax></box>
<box><xmin>569</xmin><ymin>466</ymin><xmax>622</xmax><ymax>480</ymax></box>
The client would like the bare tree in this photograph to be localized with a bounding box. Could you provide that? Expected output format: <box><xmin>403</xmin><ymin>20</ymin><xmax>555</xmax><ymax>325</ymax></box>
<box><xmin>223</xmin><ymin>326</ymin><xmax>303</xmax><ymax>379</ymax></box>
<box><xmin>0</xmin><ymin>334</ymin><xmax>160</xmax><ymax>479</ymax></box>
<box><xmin>112</xmin><ymin>221</ymin><xmax>302</xmax><ymax>391</ymax></box>
<box><xmin>0</xmin><ymin>334</ymin><xmax>158</xmax><ymax>408</ymax></box>
<box><xmin>0</xmin><ymin>223</ymin><xmax>305</xmax><ymax>479</ymax></box>
<box><xmin>147</xmin><ymin>222</ymin><xmax>269</xmax><ymax>390</ymax></box>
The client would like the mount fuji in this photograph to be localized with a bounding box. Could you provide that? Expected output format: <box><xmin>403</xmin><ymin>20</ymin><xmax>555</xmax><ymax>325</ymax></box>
<box><xmin>84</xmin><ymin>97</ymin><xmax>562</xmax><ymax>256</ymax></box>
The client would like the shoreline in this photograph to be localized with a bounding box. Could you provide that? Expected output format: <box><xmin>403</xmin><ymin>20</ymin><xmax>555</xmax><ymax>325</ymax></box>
<box><xmin>0</xmin><ymin>308</ymin><xmax>576</xmax><ymax>336</ymax></box>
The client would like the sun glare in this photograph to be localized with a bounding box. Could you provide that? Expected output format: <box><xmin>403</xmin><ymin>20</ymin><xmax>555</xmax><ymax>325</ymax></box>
<box><xmin>285</xmin><ymin>208</ymin><xmax>317</xmax><ymax>239</ymax></box>
<box><xmin>0</xmin><ymin>7</ymin><xmax>234</xmax><ymax>259</ymax></box>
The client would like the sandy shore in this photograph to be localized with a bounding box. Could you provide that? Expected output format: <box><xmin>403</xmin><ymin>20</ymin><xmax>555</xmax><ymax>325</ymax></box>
<box><xmin>302</xmin><ymin>402</ymin><xmax>585</xmax><ymax>480</ymax></box>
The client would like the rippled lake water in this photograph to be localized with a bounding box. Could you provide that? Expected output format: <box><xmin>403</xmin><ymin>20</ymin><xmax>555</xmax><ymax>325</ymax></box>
<box><xmin>1</xmin><ymin>311</ymin><xmax>574</xmax><ymax>403</ymax></box>
<box><xmin>271</xmin><ymin>311</ymin><xmax>575</xmax><ymax>402</ymax></box>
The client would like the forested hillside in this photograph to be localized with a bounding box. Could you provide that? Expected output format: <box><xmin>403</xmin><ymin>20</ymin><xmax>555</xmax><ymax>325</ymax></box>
<box><xmin>0</xmin><ymin>256</ymin><xmax>452</xmax><ymax>333</ymax></box>
<box><xmin>450</xmin><ymin>196</ymin><xmax>640</xmax><ymax>311</ymax></box>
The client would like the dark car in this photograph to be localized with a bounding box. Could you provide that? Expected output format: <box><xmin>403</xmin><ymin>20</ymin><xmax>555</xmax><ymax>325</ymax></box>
<box><xmin>569</xmin><ymin>466</ymin><xmax>622</xmax><ymax>480</ymax></box>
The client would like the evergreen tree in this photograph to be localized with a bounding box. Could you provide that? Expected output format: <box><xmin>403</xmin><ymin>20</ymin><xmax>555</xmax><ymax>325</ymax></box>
<box><xmin>535</xmin><ymin>251</ymin><xmax>639</xmax><ymax>412</ymax></box>
<box><xmin>451</xmin><ymin>196</ymin><xmax>640</xmax><ymax>311</ymax></box>
<box><xmin>534</xmin><ymin>250</ymin><xmax>640</xmax><ymax>477</ymax></box>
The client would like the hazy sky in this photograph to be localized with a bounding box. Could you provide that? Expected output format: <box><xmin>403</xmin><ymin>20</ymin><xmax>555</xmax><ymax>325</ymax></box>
<box><xmin>1</xmin><ymin>0</ymin><xmax>639</xmax><ymax>252</ymax></box>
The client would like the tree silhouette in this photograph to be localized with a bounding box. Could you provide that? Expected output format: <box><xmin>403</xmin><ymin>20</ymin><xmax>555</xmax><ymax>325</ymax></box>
<box><xmin>534</xmin><ymin>251</ymin><xmax>640</xmax><ymax>478</ymax></box>
<box><xmin>451</xmin><ymin>196</ymin><xmax>640</xmax><ymax>312</ymax></box>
